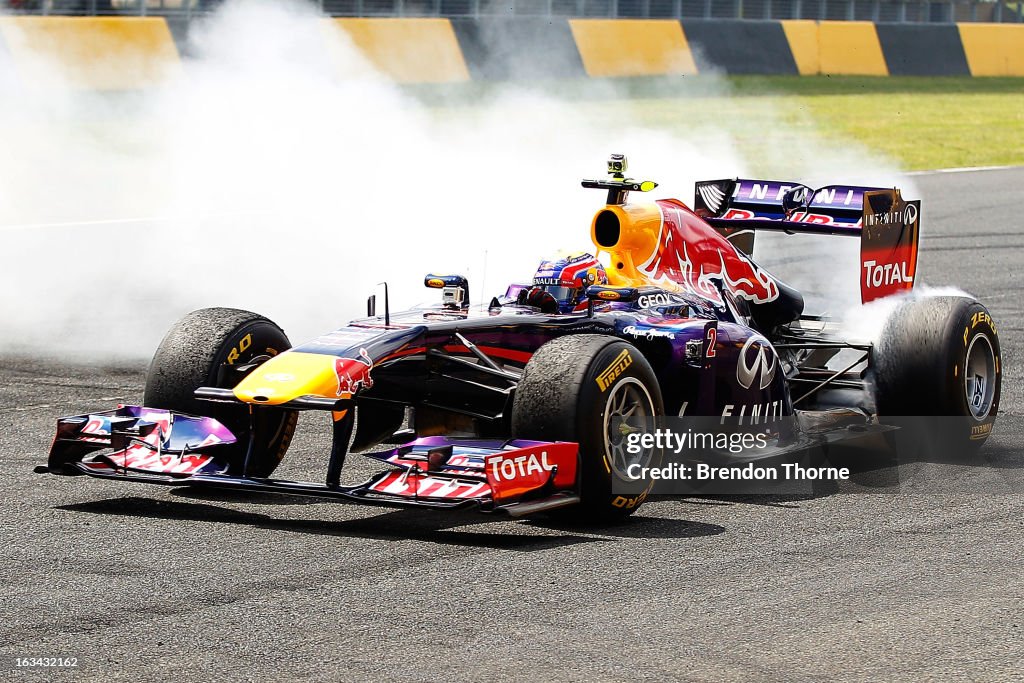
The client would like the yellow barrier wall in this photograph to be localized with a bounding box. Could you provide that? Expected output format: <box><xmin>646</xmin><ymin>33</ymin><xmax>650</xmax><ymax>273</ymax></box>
<box><xmin>780</xmin><ymin>20</ymin><xmax>819</xmax><ymax>76</ymax></box>
<box><xmin>569</xmin><ymin>19</ymin><xmax>697</xmax><ymax>77</ymax></box>
<box><xmin>958</xmin><ymin>24</ymin><xmax>1024</xmax><ymax>76</ymax></box>
<box><xmin>1</xmin><ymin>17</ymin><xmax>1021</xmax><ymax>87</ymax></box>
<box><xmin>0</xmin><ymin>17</ymin><xmax>179</xmax><ymax>90</ymax></box>
<box><xmin>328</xmin><ymin>18</ymin><xmax>469</xmax><ymax>84</ymax></box>
<box><xmin>817</xmin><ymin>21</ymin><xmax>888</xmax><ymax>76</ymax></box>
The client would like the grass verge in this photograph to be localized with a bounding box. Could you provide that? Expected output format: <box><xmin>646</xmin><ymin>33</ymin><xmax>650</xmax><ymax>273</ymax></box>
<box><xmin>415</xmin><ymin>76</ymin><xmax>1024</xmax><ymax>172</ymax></box>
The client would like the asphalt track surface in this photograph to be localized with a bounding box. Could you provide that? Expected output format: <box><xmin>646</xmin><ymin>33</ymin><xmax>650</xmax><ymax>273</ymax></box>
<box><xmin>2</xmin><ymin>168</ymin><xmax>1023</xmax><ymax>682</ymax></box>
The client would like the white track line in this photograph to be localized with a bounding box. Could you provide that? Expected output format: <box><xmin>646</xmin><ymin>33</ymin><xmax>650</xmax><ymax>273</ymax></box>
<box><xmin>0</xmin><ymin>216</ymin><xmax>168</xmax><ymax>232</ymax></box>
<box><xmin>2</xmin><ymin>169</ymin><xmax>1019</xmax><ymax>231</ymax></box>
<box><xmin>906</xmin><ymin>165</ymin><xmax>1023</xmax><ymax>176</ymax></box>
<box><xmin>0</xmin><ymin>209</ymin><xmax>268</xmax><ymax>232</ymax></box>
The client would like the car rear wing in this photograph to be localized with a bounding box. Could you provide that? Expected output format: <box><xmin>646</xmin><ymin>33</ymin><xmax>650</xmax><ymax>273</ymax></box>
<box><xmin>693</xmin><ymin>178</ymin><xmax>921</xmax><ymax>304</ymax></box>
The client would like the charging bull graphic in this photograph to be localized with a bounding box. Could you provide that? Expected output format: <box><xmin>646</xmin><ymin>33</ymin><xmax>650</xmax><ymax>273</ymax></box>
<box><xmin>335</xmin><ymin>348</ymin><xmax>374</xmax><ymax>397</ymax></box>
<box><xmin>639</xmin><ymin>200</ymin><xmax>780</xmax><ymax>307</ymax></box>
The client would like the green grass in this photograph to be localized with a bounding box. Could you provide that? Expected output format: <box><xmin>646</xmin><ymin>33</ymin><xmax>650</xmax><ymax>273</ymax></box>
<box><xmin>416</xmin><ymin>76</ymin><xmax>1024</xmax><ymax>172</ymax></box>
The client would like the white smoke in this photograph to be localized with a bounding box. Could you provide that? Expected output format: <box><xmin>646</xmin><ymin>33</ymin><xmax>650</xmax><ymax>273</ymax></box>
<box><xmin>0</xmin><ymin>0</ymin><xmax>918</xmax><ymax>360</ymax></box>
<box><xmin>837</xmin><ymin>285</ymin><xmax>975</xmax><ymax>412</ymax></box>
<box><xmin>0</xmin><ymin>0</ymin><xmax>749</xmax><ymax>358</ymax></box>
<box><xmin>840</xmin><ymin>284</ymin><xmax>975</xmax><ymax>344</ymax></box>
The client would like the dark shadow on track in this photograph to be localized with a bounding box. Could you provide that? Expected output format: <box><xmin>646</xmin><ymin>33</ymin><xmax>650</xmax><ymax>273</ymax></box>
<box><xmin>56</xmin><ymin>497</ymin><xmax>587</xmax><ymax>551</ymax></box>
<box><xmin>523</xmin><ymin>515</ymin><xmax>726</xmax><ymax>539</ymax></box>
<box><xmin>55</xmin><ymin>497</ymin><xmax>725</xmax><ymax>549</ymax></box>
<box><xmin>170</xmin><ymin>488</ymin><xmax>326</xmax><ymax>506</ymax></box>
<box><xmin>673</xmin><ymin>495</ymin><xmax>808</xmax><ymax>509</ymax></box>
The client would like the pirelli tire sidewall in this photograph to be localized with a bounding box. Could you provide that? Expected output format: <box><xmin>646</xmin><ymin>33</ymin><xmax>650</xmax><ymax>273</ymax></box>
<box><xmin>872</xmin><ymin>296</ymin><xmax>1001</xmax><ymax>456</ymax></box>
<box><xmin>143</xmin><ymin>307</ymin><xmax>299</xmax><ymax>477</ymax></box>
<box><xmin>511</xmin><ymin>334</ymin><xmax>664</xmax><ymax>519</ymax></box>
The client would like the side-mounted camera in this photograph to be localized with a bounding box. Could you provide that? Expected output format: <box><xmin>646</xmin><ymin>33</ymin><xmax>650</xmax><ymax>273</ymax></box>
<box><xmin>424</xmin><ymin>274</ymin><xmax>471</xmax><ymax>309</ymax></box>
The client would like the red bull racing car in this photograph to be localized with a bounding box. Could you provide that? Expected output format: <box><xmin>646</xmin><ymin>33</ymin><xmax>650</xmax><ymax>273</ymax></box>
<box><xmin>39</xmin><ymin>155</ymin><xmax>1003</xmax><ymax>519</ymax></box>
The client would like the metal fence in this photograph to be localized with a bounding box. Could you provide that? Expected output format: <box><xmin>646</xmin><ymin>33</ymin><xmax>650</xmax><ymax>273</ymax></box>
<box><xmin>4</xmin><ymin>0</ymin><xmax>1024</xmax><ymax>21</ymax></box>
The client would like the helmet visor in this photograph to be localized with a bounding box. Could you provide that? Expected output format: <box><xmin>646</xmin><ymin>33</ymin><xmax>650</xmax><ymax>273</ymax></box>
<box><xmin>539</xmin><ymin>285</ymin><xmax>579</xmax><ymax>303</ymax></box>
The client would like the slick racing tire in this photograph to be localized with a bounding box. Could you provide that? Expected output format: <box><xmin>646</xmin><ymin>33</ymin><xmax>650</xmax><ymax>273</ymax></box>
<box><xmin>872</xmin><ymin>296</ymin><xmax>1001</xmax><ymax>459</ymax></box>
<box><xmin>511</xmin><ymin>334</ymin><xmax>664</xmax><ymax>521</ymax></box>
<box><xmin>144</xmin><ymin>308</ymin><xmax>298</xmax><ymax>478</ymax></box>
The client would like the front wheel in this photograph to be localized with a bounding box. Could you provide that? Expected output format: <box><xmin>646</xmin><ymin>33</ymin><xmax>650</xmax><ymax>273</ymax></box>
<box><xmin>143</xmin><ymin>307</ymin><xmax>299</xmax><ymax>477</ymax></box>
<box><xmin>511</xmin><ymin>335</ymin><xmax>664</xmax><ymax>521</ymax></box>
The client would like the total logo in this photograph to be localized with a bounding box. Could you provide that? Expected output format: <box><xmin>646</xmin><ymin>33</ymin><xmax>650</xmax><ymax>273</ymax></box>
<box><xmin>637</xmin><ymin>293</ymin><xmax>673</xmax><ymax>309</ymax></box>
<box><xmin>489</xmin><ymin>451</ymin><xmax>553</xmax><ymax>481</ymax></box>
<box><xmin>863</xmin><ymin>260</ymin><xmax>912</xmax><ymax>288</ymax></box>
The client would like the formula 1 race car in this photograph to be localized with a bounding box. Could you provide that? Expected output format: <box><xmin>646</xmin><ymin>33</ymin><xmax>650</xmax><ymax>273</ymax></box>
<box><xmin>40</xmin><ymin>155</ymin><xmax>1002</xmax><ymax>519</ymax></box>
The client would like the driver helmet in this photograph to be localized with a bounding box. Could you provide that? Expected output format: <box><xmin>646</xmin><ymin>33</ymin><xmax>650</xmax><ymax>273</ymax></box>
<box><xmin>524</xmin><ymin>252</ymin><xmax>608</xmax><ymax>314</ymax></box>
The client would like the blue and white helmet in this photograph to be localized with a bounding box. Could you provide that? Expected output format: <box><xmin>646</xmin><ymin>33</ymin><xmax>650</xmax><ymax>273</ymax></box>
<box><xmin>525</xmin><ymin>252</ymin><xmax>608</xmax><ymax>314</ymax></box>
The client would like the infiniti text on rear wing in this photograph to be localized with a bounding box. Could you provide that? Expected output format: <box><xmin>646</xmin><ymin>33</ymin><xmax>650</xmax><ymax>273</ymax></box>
<box><xmin>693</xmin><ymin>178</ymin><xmax>921</xmax><ymax>304</ymax></box>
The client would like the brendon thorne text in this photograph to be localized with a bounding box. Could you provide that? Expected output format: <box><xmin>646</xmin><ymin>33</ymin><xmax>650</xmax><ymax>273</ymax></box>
<box><xmin>625</xmin><ymin>461</ymin><xmax>851</xmax><ymax>482</ymax></box>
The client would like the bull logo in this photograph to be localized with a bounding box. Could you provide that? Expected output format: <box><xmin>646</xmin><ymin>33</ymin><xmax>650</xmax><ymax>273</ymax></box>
<box><xmin>335</xmin><ymin>348</ymin><xmax>374</xmax><ymax>397</ymax></box>
<box><xmin>638</xmin><ymin>202</ymin><xmax>779</xmax><ymax>307</ymax></box>
<box><xmin>736</xmin><ymin>336</ymin><xmax>777</xmax><ymax>390</ymax></box>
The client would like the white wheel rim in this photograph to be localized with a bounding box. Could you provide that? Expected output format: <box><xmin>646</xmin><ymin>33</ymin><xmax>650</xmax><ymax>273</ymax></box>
<box><xmin>965</xmin><ymin>334</ymin><xmax>996</xmax><ymax>421</ymax></box>
<box><xmin>601</xmin><ymin>376</ymin><xmax>656</xmax><ymax>480</ymax></box>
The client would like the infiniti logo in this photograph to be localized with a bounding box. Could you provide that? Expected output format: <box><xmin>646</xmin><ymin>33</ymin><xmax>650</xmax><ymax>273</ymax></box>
<box><xmin>736</xmin><ymin>336</ymin><xmax>777</xmax><ymax>390</ymax></box>
<box><xmin>903</xmin><ymin>203</ymin><xmax>918</xmax><ymax>226</ymax></box>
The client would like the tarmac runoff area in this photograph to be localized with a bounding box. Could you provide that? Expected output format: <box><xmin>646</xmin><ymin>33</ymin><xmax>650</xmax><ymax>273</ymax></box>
<box><xmin>0</xmin><ymin>167</ymin><xmax>1022</xmax><ymax>682</ymax></box>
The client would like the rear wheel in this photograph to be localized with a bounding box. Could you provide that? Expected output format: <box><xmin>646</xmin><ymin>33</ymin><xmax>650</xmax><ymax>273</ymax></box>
<box><xmin>144</xmin><ymin>307</ymin><xmax>298</xmax><ymax>477</ymax></box>
<box><xmin>511</xmin><ymin>335</ymin><xmax>664</xmax><ymax>521</ymax></box>
<box><xmin>872</xmin><ymin>296</ymin><xmax>1001</xmax><ymax>459</ymax></box>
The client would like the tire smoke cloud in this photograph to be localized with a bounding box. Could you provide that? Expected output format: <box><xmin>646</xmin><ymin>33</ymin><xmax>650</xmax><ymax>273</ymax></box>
<box><xmin>0</xmin><ymin>0</ymin><xmax>914</xmax><ymax>359</ymax></box>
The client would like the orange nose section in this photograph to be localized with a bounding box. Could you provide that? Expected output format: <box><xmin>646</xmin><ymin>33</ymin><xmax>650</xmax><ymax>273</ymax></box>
<box><xmin>232</xmin><ymin>351</ymin><xmax>373</xmax><ymax>405</ymax></box>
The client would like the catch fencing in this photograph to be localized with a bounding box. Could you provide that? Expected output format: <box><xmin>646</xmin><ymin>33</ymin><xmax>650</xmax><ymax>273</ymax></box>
<box><xmin>5</xmin><ymin>0</ymin><xmax>1024</xmax><ymax>22</ymax></box>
